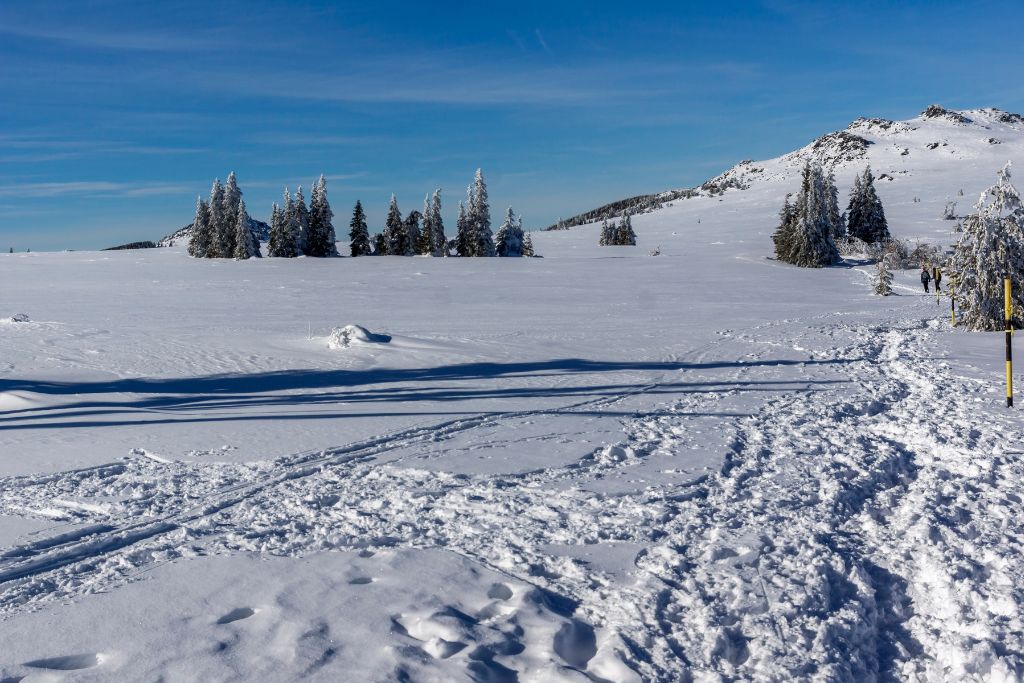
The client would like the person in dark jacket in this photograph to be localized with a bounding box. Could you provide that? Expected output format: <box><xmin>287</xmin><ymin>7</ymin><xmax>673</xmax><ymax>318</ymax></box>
<box><xmin>921</xmin><ymin>266</ymin><xmax>931</xmax><ymax>293</ymax></box>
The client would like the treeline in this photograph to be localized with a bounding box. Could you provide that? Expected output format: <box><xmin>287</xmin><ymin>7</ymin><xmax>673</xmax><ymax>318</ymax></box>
<box><xmin>188</xmin><ymin>168</ymin><xmax>535</xmax><ymax>260</ymax></box>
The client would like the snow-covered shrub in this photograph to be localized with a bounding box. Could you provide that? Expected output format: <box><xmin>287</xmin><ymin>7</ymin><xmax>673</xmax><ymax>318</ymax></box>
<box><xmin>327</xmin><ymin>325</ymin><xmax>391</xmax><ymax>349</ymax></box>
<box><xmin>7</xmin><ymin>313</ymin><xmax>30</xmax><ymax>323</ymax></box>
<box><xmin>837</xmin><ymin>236</ymin><xmax>870</xmax><ymax>258</ymax></box>
<box><xmin>907</xmin><ymin>240</ymin><xmax>942</xmax><ymax>269</ymax></box>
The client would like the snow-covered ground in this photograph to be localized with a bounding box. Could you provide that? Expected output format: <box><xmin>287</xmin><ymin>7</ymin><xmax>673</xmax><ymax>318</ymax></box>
<box><xmin>1</xmin><ymin>107</ymin><xmax>1023</xmax><ymax>681</ymax></box>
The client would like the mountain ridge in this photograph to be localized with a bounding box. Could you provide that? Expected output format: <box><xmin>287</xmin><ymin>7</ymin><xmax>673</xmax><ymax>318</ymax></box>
<box><xmin>544</xmin><ymin>104</ymin><xmax>1024</xmax><ymax>231</ymax></box>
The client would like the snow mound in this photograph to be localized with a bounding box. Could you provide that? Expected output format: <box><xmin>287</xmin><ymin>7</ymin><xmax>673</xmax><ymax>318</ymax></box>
<box><xmin>326</xmin><ymin>325</ymin><xmax>392</xmax><ymax>349</ymax></box>
<box><xmin>6</xmin><ymin>313</ymin><xmax>30</xmax><ymax>323</ymax></box>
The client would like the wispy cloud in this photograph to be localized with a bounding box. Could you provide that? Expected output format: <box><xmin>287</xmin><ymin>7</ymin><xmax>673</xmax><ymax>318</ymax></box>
<box><xmin>0</xmin><ymin>181</ymin><xmax>189</xmax><ymax>198</ymax></box>
<box><xmin>0</xmin><ymin>24</ymin><xmax>230</xmax><ymax>53</ymax></box>
<box><xmin>193</xmin><ymin>56</ymin><xmax>706</xmax><ymax>107</ymax></box>
<box><xmin>534</xmin><ymin>29</ymin><xmax>551</xmax><ymax>55</ymax></box>
<box><xmin>0</xmin><ymin>136</ymin><xmax>206</xmax><ymax>161</ymax></box>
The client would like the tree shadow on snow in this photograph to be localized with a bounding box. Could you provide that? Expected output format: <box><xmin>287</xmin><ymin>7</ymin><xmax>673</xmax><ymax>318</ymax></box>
<box><xmin>0</xmin><ymin>357</ymin><xmax>854</xmax><ymax>430</ymax></box>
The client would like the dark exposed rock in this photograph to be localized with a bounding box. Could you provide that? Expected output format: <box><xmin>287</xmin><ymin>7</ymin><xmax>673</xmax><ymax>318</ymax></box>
<box><xmin>921</xmin><ymin>105</ymin><xmax>972</xmax><ymax>124</ymax></box>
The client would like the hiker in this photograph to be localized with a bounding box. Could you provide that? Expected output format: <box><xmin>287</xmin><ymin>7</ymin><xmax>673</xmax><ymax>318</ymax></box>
<box><xmin>933</xmin><ymin>267</ymin><xmax>942</xmax><ymax>292</ymax></box>
<box><xmin>921</xmin><ymin>266</ymin><xmax>931</xmax><ymax>293</ymax></box>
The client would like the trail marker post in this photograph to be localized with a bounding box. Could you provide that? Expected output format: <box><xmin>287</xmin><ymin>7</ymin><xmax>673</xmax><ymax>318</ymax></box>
<box><xmin>934</xmin><ymin>267</ymin><xmax>940</xmax><ymax>305</ymax></box>
<box><xmin>1007</xmin><ymin>277</ymin><xmax>1014</xmax><ymax>408</ymax></box>
<box><xmin>950</xmin><ymin>276</ymin><xmax>956</xmax><ymax>326</ymax></box>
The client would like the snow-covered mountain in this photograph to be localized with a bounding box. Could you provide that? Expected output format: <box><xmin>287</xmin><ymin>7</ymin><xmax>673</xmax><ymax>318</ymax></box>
<box><xmin>548</xmin><ymin>105</ymin><xmax>1024</xmax><ymax>233</ymax></box>
<box><xmin>157</xmin><ymin>217</ymin><xmax>271</xmax><ymax>248</ymax></box>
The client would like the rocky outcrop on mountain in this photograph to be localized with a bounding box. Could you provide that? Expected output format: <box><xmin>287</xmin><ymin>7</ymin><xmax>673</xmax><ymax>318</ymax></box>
<box><xmin>921</xmin><ymin>104</ymin><xmax>972</xmax><ymax>125</ymax></box>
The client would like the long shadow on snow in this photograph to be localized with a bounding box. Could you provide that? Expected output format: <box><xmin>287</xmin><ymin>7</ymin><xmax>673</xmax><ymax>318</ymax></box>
<box><xmin>0</xmin><ymin>357</ymin><xmax>853</xmax><ymax>430</ymax></box>
<box><xmin>0</xmin><ymin>357</ymin><xmax>857</xmax><ymax>398</ymax></box>
<box><xmin>0</xmin><ymin>379</ymin><xmax>848</xmax><ymax>424</ymax></box>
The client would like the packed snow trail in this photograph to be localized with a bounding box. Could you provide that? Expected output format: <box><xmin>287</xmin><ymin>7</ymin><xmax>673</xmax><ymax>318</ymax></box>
<box><xmin>625</xmin><ymin>312</ymin><xmax>1024</xmax><ymax>681</ymax></box>
<box><xmin>1</xmin><ymin>305</ymin><xmax>1022</xmax><ymax>681</ymax></box>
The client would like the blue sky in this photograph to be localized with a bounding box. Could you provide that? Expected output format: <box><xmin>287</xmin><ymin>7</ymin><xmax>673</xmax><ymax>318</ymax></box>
<box><xmin>2</xmin><ymin>0</ymin><xmax>1023</xmax><ymax>251</ymax></box>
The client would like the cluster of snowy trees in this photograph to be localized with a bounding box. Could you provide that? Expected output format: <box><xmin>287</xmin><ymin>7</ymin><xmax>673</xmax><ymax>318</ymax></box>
<box><xmin>189</xmin><ymin>173</ymin><xmax>261</xmax><ymax>259</ymax></box>
<box><xmin>367</xmin><ymin>189</ymin><xmax>447</xmax><ymax>257</ymax></box>
<box><xmin>190</xmin><ymin>168</ymin><xmax>535</xmax><ymax>261</ymax></box>
<box><xmin>354</xmin><ymin>170</ymin><xmax>533</xmax><ymax>258</ymax></box>
<box><xmin>773</xmin><ymin>163</ymin><xmax>891</xmax><ymax>268</ymax></box>
<box><xmin>949</xmin><ymin>162</ymin><xmax>1024</xmax><ymax>330</ymax></box>
<box><xmin>266</xmin><ymin>177</ymin><xmax>339</xmax><ymax>258</ymax></box>
<box><xmin>598</xmin><ymin>213</ymin><xmax>637</xmax><ymax>246</ymax></box>
<box><xmin>772</xmin><ymin>163</ymin><xmax>844</xmax><ymax>267</ymax></box>
<box><xmin>846</xmin><ymin>168</ymin><xmax>890</xmax><ymax>244</ymax></box>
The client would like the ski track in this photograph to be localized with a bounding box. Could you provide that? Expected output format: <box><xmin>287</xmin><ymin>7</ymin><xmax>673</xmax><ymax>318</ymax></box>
<box><xmin>1</xmin><ymin>309</ymin><xmax>1022</xmax><ymax>681</ymax></box>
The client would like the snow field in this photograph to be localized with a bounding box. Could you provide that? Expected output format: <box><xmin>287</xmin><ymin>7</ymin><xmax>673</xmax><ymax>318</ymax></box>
<box><xmin>1</xmin><ymin>105</ymin><xmax>1024</xmax><ymax>680</ymax></box>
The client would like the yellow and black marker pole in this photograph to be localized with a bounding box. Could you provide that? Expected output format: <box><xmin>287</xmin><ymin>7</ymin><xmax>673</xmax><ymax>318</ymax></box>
<box><xmin>948</xmin><ymin>275</ymin><xmax>954</xmax><ymax>325</ymax></box>
<box><xmin>1007</xmin><ymin>277</ymin><xmax>1014</xmax><ymax>408</ymax></box>
<box><xmin>934</xmin><ymin>267</ymin><xmax>941</xmax><ymax>304</ymax></box>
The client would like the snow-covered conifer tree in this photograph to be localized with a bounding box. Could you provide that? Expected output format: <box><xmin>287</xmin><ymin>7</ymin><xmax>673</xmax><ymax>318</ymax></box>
<box><xmin>495</xmin><ymin>207</ymin><xmax>525</xmax><ymax>256</ymax></box>
<box><xmin>207</xmin><ymin>179</ymin><xmax>227</xmax><ymax>258</ymax></box>
<box><xmin>950</xmin><ymin>162</ymin><xmax>1024</xmax><ymax>330</ymax></box>
<box><xmin>455</xmin><ymin>201</ymin><xmax>472</xmax><ymax>257</ymax></box>
<box><xmin>599</xmin><ymin>218</ymin><xmax>616</xmax><ymax>246</ymax></box>
<box><xmin>188</xmin><ymin>196</ymin><xmax>213</xmax><ymax>258</ymax></box>
<box><xmin>349</xmin><ymin>200</ymin><xmax>371</xmax><ymax>256</ymax></box>
<box><xmin>267</xmin><ymin>203</ymin><xmax>279</xmax><ymax>256</ymax></box>
<box><xmin>291</xmin><ymin>186</ymin><xmax>310</xmax><ymax>255</ymax></box>
<box><xmin>417</xmin><ymin>195</ymin><xmax>434</xmax><ymax>255</ymax></box>
<box><xmin>846</xmin><ymin>172</ymin><xmax>865</xmax><ymax>242</ymax></box>
<box><xmin>221</xmin><ymin>172</ymin><xmax>242</xmax><ymax>257</ymax></box>
<box><xmin>861</xmin><ymin>168</ymin><xmax>890</xmax><ymax>243</ymax></box>
<box><xmin>826</xmin><ymin>172</ymin><xmax>846</xmax><ymax>240</ymax></box>
<box><xmin>232</xmin><ymin>199</ymin><xmax>260</xmax><ymax>259</ymax></box>
<box><xmin>404</xmin><ymin>210</ymin><xmax>422</xmax><ymax>256</ymax></box>
<box><xmin>372</xmin><ymin>232</ymin><xmax>387</xmax><ymax>255</ymax></box>
<box><xmin>428</xmin><ymin>189</ymin><xmax>447</xmax><ymax>256</ymax></box>
<box><xmin>874</xmin><ymin>254</ymin><xmax>894</xmax><ymax>295</ymax></box>
<box><xmin>772</xmin><ymin>194</ymin><xmax>797</xmax><ymax>262</ymax></box>
<box><xmin>522</xmin><ymin>232</ymin><xmax>535</xmax><ymax>257</ymax></box>
<box><xmin>267</xmin><ymin>203</ymin><xmax>283</xmax><ymax>257</ymax></box>
<box><xmin>275</xmin><ymin>189</ymin><xmax>300</xmax><ymax>257</ymax></box>
<box><xmin>848</xmin><ymin>167</ymin><xmax>889</xmax><ymax>243</ymax></box>
<box><xmin>468</xmin><ymin>169</ymin><xmax>494</xmax><ymax>256</ymax></box>
<box><xmin>306</xmin><ymin>175</ymin><xmax>339</xmax><ymax>257</ymax></box>
<box><xmin>383</xmin><ymin>195</ymin><xmax>408</xmax><ymax>256</ymax></box>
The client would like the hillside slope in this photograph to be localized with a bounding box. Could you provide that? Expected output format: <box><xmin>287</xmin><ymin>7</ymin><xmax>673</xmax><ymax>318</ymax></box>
<box><xmin>546</xmin><ymin>105</ymin><xmax>1024</xmax><ymax>252</ymax></box>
